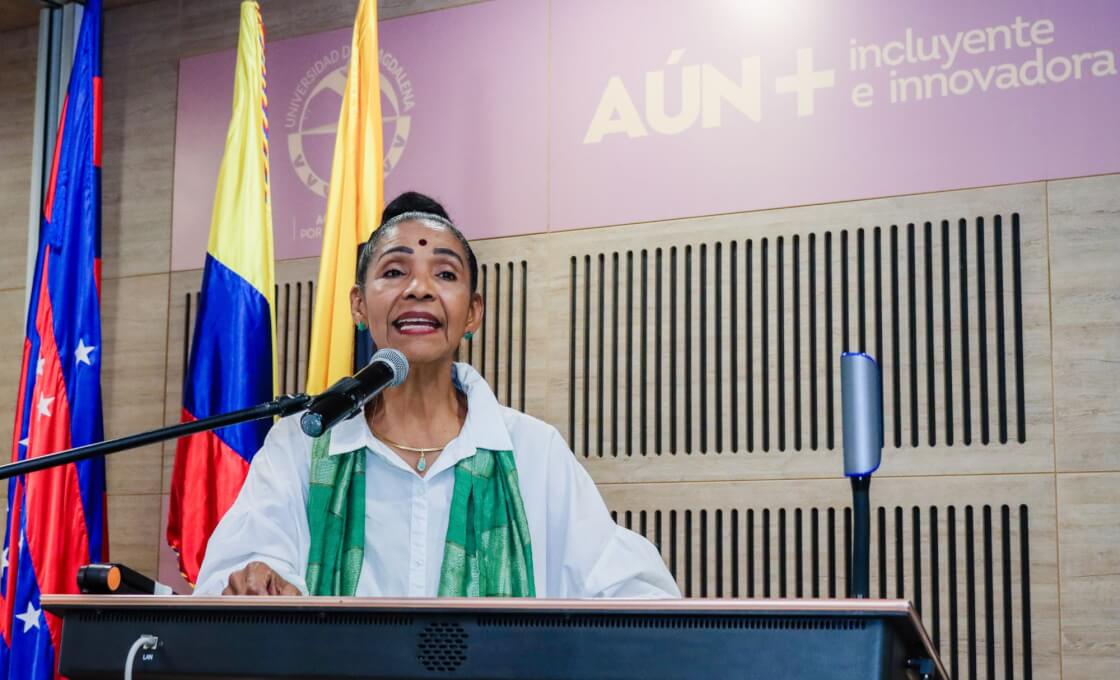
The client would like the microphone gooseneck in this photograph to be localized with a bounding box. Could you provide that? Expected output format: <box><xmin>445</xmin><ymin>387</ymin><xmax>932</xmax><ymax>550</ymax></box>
<box><xmin>300</xmin><ymin>348</ymin><xmax>409</xmax><ymax>438</ymax></box>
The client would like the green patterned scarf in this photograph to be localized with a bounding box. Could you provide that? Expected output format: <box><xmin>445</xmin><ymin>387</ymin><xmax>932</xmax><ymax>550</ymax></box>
<box><xmin>305</xmin><ymin>434</ymin><xmax>366</xmax><ymax>596</ymax></box>
<box><xmin>305</xmin><ymin>433</ymin><xmax>535</xmax><ymax>597</ymax></box>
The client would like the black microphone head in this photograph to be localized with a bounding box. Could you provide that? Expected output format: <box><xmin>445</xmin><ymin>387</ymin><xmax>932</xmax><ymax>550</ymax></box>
<box><xmin>299</xmin><ymin>349</ymin><xmax>408</xmax><ymax>439</ymax></box>
<box><xmin>300</xmin><ymin>411</ymin><xmax>325</xmax><ymax>438</ymax></box>
<box><xmin>372</xmin><ymin>348</ymin><xmax>409</xmax><ymax>386</ymax></box>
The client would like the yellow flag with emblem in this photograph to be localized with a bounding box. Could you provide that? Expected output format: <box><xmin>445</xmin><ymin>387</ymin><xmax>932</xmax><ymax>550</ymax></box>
<box><xmin>306</xmin><ymin>0</ymin><xmax>384</xmax><ymax>393</ymax></box>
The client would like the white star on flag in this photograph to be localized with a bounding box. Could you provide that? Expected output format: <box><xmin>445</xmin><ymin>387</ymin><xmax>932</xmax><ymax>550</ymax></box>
<box><xmin>18</xmin><ymin>437</ymin><xmax>28</xmax><ymax>449</ymax></box>
<box><xmin>36</xmin><ymin>356</ymin><xmax>44</xmax><ymax>376</ymax></box>
<box><xmin>1</xmin><ymin>547</ymin><xmax>7</xmax><ymax>573</ymax></box>
<box><xmin>37</xmin><ymin>394</ymin><xmax>54</xmax><ymax>418</ymax></box>
<box><xmin>74</xmin><ymin>338</ymin><xmax>96</xmax><ymax>366</ymax></box>
<box><xmin>15</xmin><ymin>602</ymin><xmax>41</xmax><ymax>633</ymax></box>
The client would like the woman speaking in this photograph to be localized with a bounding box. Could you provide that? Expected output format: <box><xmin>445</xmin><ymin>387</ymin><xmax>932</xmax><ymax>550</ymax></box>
<box><xmin>194</xmin><ymin>192</ymin><xmax>680</xmax><ymax>598</ymax></box>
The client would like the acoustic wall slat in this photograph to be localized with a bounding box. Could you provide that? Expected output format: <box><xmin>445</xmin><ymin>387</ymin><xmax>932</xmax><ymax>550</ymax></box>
<box><xmin>748</xmin><ymin>239</ymin><xmax>763</xmax><ymax>453</ymax></box>
<box><xmin>923</xmin><ymin>222</ymin><xmax>939</xmax><ymax>447</ymax></box>
<box><xmin>980</xmin><ymin>215</ymin><xmax>998</xmax><ymax>446</ymax></box>
<box><xmin>941</xmin><ymin>222</ymin><xmax>958</xmax><ymax>447</ymax></box>
<box><xmin>779</xmin><ymin>237</ymin><xmax>793</xmax><ymax>451</ymax></box>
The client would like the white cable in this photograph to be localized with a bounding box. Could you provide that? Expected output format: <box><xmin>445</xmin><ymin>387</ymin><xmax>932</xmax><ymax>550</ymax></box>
<box><xmin>123</xmin><ymin>634</ymin><xmax>159</xmax><ymax>680</ymax></box>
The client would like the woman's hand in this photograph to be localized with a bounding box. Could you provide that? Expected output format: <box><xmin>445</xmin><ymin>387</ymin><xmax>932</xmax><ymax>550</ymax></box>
<box><xmin>222</xmin><ymin>561</ymin><xmax>302</xmax><ymax>596</ymax></box>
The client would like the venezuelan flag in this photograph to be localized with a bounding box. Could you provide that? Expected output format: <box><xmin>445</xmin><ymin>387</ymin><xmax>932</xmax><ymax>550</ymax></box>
<box><xmin>1</xmin><ymin>2</ymin><xmax>106</xmax><ymax>676</ymax></box>
<box><xmin>306</xmin><ymin>0</ymin><xmax>384</xmax><ymax>393</ymax></box>
<box><xmin>167</xmin><ymin>1</ymin><xmax>276</xmax><ymax>584</ymax></box>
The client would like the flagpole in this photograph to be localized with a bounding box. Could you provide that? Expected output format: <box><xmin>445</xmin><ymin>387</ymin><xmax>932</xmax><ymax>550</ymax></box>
<box><xmin>0</xmin><ymin>393</ymin><xmax>311</xmax><ymax>481</ymax></box>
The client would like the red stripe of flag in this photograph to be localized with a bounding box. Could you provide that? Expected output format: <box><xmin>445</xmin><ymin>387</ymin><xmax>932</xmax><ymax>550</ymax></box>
<box><xmin>23</xmin><ymin>258</ymin><xmax>91</xmax><ymax>660</ymax></box>
<box><xmin>167</xmin><ymin>410</ymin><xmax>250</xmax><ymax>583</ymax></box>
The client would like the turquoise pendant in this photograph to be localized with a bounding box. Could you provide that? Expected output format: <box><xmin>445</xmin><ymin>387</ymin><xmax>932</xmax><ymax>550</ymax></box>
<box><xmin>417</xmin><ymin>454</ymin><xmax>427</xmax><ymax>472</ymax></box>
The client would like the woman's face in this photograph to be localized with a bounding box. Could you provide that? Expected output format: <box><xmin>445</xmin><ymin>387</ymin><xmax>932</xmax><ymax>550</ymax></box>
<box><xmin>351</xmin><ymin>220</ymin><xmax>482</xmax><ymax>366</ymax></box>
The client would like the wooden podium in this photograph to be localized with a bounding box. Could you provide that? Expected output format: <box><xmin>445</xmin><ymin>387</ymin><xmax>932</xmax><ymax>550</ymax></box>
<box><xmin>43</xmin><ymin>595</ymin><xmax>947</xmax><ymax>679</ymax></box>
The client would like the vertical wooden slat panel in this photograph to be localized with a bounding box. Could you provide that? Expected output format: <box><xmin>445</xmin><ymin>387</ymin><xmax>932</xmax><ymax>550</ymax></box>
<box><xmin>977</xmin><ymin>217</ymin><xmax>995</xmax><ymax>446</ymax></box>
<box><xmin>698</xmin><ymin>244</ymin><xmax>711</xmax><ymax>455</ymax></box>
<box><xmin>961</xmin><ymin>219</ymin><xmax>980</xmax><ymax>446</ymax></box>
<box><xmin>752</xmin><ymin>239</ymin><xmax>761</xmax><ymax>457</ymax></box>
<box><xmin>716</xmin><ymin>242</ymin><xmax>732</xmax><ymax>455</ymax></box>
<box><xmin>888</xmin><ymin>225</ymin><xmax>903</xmax><ymax>448</ymax></box>
<box><xmin>809</xmin><ymin>234</ymin><xmax>824</xmax><ymax>451</ymax></box>
<box><xmin>624</xmin><ymin>250</ymin><xmax>636</xmax><ymax>456</ymax></box>
<box><xmin>655</xmin><ymin>248</ymin><xmax>668</xmax><ymax>456</ymax></box>
<box><xmin>826</xmin><ymin>232</ymin><xmax>841</xmax><ymax>451</ymax></box>
<box><xmin>925</xmin><ymin>221</ymin><xmax>944</xmax><ymax>447</ymax></box>
<box><xmin>680</xmin><ymin>247</ymin><xmax>691</xmax><ymax>455</ymax></box>
<box><xmin>639</xmin><ymin>249</ymin><xmax>652</xmax><ymax>456</ymax></box>
<box><xmin>760</xmin><ymin>238</ymin><xmax>773</xmax><ymax>452</ymax></box>
<box><xmin>795</xmin><ymin>234</ymin><xmax>810</xmax><ymax>453</ymax></box>
<box><xmin>605</xmin><ymin>252</ymin><xmax>617</xmax><ymax>456</ymax></box>
<box><xmin>779</xmin><ymin>236</ymin><xmax>794</xmax><ymax>451</ymax></box>
<box><xmin>942</xmin><ymin>221</ymin><xmax>961</xmax><ymax>447</ymax></box>
<box><xmin>999</xmin><ymin>217</ymin><xmax>1020</xmax><ymax>446</ymax></box>
<box><xmin>670</xmin><ymin>246</ymin><xmax>684</xmax><ymax>454</ymax></box>
<box><xmin>593</xmin><ymin>254</ymin><xmax>605</xmax><ymax>456</ymax></box>
<box><xmin>911</xmin><ymin>222</ymin><xmax>929</xmax><ymax>448</ymax></box>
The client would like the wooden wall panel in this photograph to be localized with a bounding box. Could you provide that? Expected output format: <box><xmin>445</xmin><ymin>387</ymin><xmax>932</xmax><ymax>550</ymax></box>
<box><xmin>107</xmin><ymin>492</ymin><xmax>162</xmax><ymax>579</ymax></box>
<box><xmin>546</xmin><ymin>184</ymin><xmax>1053</xmax><ymax>483</ymax></box>
<box><xmin>99</xmin><ymin>3</ymin><xmax>178</xmax><ymax>280</ymax></box>
<box><xmin>0</xmin><ymin>25</ymin><xmax>37</xmax><ymax>291</ymax></box>
<box><xmin>0</xmin><ymin>289</ymin><xmax>26</xmax><ymax>505</ymax></box>
<box><xmin>101</xmin><ymin>274</ymin><xmax>170</xmax><ymax>495</ymax></box>
<box><xmin>1050</xmin><ymin>174</ymin><xmax>1120</xmax><ymax>473</ymax></box>
<box><xmin>1057</xmin><ymin>472</ymin><xmax>1120</xmax><ymax>678</ymax></box>
<box><xmin>600</xmin><ymin>474</ymin><xmax>1061</xmax><ymax>680</ymax></box>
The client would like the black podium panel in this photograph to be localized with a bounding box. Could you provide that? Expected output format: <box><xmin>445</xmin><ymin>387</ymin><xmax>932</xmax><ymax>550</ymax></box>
<box><xmin>44</xmin><ymin>596</ymin><xmax>946</xmax><ymax>680</ymax></box>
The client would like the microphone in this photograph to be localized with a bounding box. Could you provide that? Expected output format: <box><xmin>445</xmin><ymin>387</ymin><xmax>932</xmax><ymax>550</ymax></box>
<box><xmin>841</xmin><ymin>352</ymin><xmax>883</xmax><ymax>478</ymax></box>
<box><xmin>841</xmin><ymin>351</ymin><xmax>882</xmax><ymax>599</ymax></box>
<box><xmin>300</xmin><ymin>348</ymin><xmax>409</xmax><ymax>437</ymax></box>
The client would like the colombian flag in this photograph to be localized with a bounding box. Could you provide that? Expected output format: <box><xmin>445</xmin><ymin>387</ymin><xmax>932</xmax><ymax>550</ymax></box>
<box><xmin>306</xmin><ymin>0</ymin><xmax>384</xmax><ymax>393</ymax></box>
<box><xmin>0</xmin><ymin>2</ymin><xmax>106</xmax><ymax>678</ymax></box>
<box><xmin>167</xmin><ymin>1</ymin><xmax>276</xmax><ymax>584</ymax></box>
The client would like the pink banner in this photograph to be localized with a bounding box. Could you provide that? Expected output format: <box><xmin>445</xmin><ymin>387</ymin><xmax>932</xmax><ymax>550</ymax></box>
<box><xmin>549</xmin><ymin>0</ymin><xmax>1120</xmax><ymax>229</ymax></box>
<box><xmin>171</xmin><ymin>0</ymin><xmax>1120</xmax><ymax>270</ymax></box>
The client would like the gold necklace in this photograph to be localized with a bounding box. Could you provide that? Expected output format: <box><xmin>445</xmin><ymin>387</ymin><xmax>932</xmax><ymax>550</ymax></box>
<box><xmin>374</xmin><ymin>432</ymin><xmax>446</xmax><ymax>472</ymax></box>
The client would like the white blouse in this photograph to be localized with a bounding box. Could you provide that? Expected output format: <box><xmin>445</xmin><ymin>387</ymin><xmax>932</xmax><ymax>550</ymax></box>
<box><xmin>194</xmin><ymin>363</ymin><xmax>681</xmax><ymax>598</ymax></box>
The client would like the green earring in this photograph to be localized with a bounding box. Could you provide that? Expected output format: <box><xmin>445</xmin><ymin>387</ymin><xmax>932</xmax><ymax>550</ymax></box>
<box><xmin>356</xmin><ymin>320</ymin><xmax>368</xmax><ymax>331</ymax></box>
<box><xmin>463</xmin><ymin>331</ymin><xmax>474</xmax><ymax>341</ymax></box>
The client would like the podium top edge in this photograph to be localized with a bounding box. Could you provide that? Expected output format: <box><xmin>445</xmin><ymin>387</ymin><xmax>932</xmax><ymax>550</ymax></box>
<box><xmin>43</xmin><ymin>595</ymin><xmax>914</xmax><ymax>615</ymax></box>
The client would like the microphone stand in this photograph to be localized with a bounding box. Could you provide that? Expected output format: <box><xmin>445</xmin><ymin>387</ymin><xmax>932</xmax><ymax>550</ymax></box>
<box><xmin>849</xmin><ymin>475</ymin><xmax>871</xmax><ymax>598</ymax></box>
<box><xmin>0</xmin><ymin>393</ymin><xmax>312</xmax><ymax>482</ymax></box>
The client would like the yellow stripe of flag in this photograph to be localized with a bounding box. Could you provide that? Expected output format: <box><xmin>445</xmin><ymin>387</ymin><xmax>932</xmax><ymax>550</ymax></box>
<box><xmin>306</xmin><ymin>0</ymin><xmax>384</xmax><ymax>393</ymax></box>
